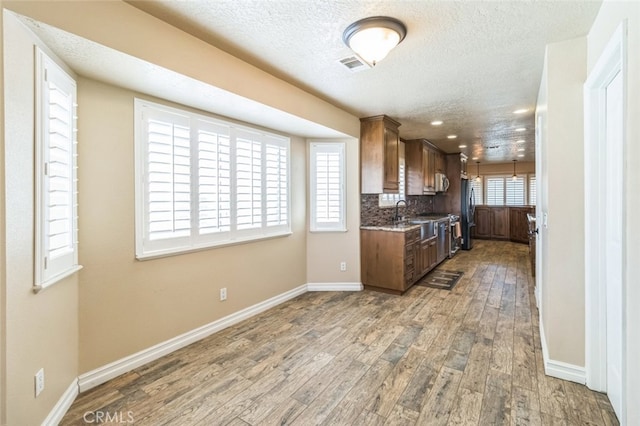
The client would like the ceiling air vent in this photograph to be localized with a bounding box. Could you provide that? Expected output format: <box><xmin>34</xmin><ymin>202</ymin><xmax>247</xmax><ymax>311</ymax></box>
<box><xmin>338</xmin><ymin>55</ymin><xmax>372</xmax><ymax>73</ymax></box>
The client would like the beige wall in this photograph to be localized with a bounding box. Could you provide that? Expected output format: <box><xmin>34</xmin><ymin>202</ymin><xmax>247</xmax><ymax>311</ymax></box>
<box><xmin>587</xmin><ymin>1</ymin><xmax>640</xmax><ymax>423</ymax></box>
<box><xmin>306</xmin><ymin>138</ymin><xmax>361</xmax><ymax>285</ymax></box>
<box><xmin>3</xmin><ymin>12</ymin><xmax>79</xmax><ymax>425</ymax></box>
<box><xmin>536</xmin><ymin>37</ymin><xmax>587</xmax><ymax>366</ymax></box>
<box><xmin>77</xmin><ymin>78</ymin><xmax>308</xmax><ymax>370</ymax></box>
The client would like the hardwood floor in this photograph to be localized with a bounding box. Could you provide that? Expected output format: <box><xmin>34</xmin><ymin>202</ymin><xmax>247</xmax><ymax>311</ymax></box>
<box><xmin>61</xmin><ymin>240</ymin><xmax>618</xmax><ymax>425</ymax></box>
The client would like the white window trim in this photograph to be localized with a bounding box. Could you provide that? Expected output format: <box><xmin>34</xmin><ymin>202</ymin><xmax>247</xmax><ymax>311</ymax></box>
<box><xmin>309</xmin><ymin>142</ymin><xmax>346</xmax><ymax>232</ymax></box>
<box><xmin>134</xmin><ymin>99</ymin><xmax>291</xmax><ymax>259</ymax></box>
<box><xmin>34</xmin><ymin>47</ymin><xmax>82</xmax><ymax>293</ymax></box>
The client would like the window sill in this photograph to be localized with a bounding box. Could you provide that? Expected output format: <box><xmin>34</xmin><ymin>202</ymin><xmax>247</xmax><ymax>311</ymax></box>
<box><xmin>33</xmin><ymin>265</ymin><xmax>83</xmax><ymax>294</ymax></box>
<box><xmin>136</xmin><ymin>231</ymin><xmax>293</xmax><ymax>261</ymax></box>
<box><xmin>309</xmin><ymin>228</ymin><xmax>348</xmax><ymax>233</ymax></box>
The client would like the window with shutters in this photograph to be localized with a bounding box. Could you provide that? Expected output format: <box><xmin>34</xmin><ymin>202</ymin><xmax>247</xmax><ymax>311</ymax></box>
<box><xmin>482</xmin><ymin>174</ymin><xmax>533</xmax><ymax>206</ymax></box>
<box><xmin>485</xmin><ymin>176</ymin><xmax>506</xmax><ymax>206</ymax></box>
<box><xmin>34</xmin><ymin>48</ymin><xmax>81</xmax><ymax>291</ymax></box>
<box><xmin>310</xmin><ymin>142</ymin><xmax>346</xmax><ymax>232</ymax></box>
<box><xmin>135</xmin><ymin>99</ymin><xmax>290</xmax><ymax>259</ymax></box>
<box><xmin>529</xmin><ymin>175</ymin><xmax>536</xmax><ymax>206</ymax></box>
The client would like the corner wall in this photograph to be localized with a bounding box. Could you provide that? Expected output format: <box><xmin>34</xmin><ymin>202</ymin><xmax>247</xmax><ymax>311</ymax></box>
<box><xmin>535</xmin><ymin>37</ymin><xmax>587</xmax><ymax>368</ymax></box>
<box><xmin>306</xmin><ymin>138</ymin><xmax>361</xmax><ymax>287</ymax></box>
<box><xmin>3</xmin><ymin>12</ymin><xmax>79</xmax><ymax>425</ymax></box>
<box><xmin>77</xmin><ymin>78</ymin><xmax>308</xmax><ymax>371</ymax></box>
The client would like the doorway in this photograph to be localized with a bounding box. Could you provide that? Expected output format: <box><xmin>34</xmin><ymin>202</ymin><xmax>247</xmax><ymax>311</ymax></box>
<box><xmin>584</xmin><ymin>23</ymin><xmax>626</xmax><ymax>423</ymax></box>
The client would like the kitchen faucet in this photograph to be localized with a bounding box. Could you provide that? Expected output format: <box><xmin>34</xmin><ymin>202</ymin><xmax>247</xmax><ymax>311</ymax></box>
<box><xmin>394</xmin><ymin>200</ymin><xmax>407</xmax><ymax>223</ymax></box>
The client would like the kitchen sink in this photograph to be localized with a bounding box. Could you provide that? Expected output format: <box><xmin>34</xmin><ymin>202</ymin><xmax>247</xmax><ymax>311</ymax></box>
<box><xmin>408</xmin><ymin>219</ymin><xmax>435</xmax><ymax>239</ymax></box>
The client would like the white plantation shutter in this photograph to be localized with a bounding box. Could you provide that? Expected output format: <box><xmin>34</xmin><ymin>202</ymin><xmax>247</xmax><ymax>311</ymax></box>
<box><xmin>145</xmin><ymin>113</ymin><xmax>192</xmax><ymax>242</ymax></box>
<box><xmin>35</xmin><ymin>48</ymin><xmax>80</xmax><ymax>290</ymax></box>
<box><xmin>235</xmin><ymin>131</ymin><xmax>262</xmax><ymax>231</ymax></box>
<box><xmin>486</xmin><ymin>177</ymin><xmax>505</xmax><ymax>206</ymax></box>
<box><xmin>506</xmin><ymin>176</ymin><xmax>526</xmax><ymax>206</ymax></box>
<box><xmin>310</xmin><ymin>142</ymin><xmax>346</xmax><ymax>232</ymax></box>
<box><xmin>265</xmin><ymin>136</ymin><xmax>289</xmax><ymax>228</ymax></box>
<box><xmin>483</xmin><ymin>175</ymin><xmax>529</xmax><ymax>206</ymax></box>
<box><xmin>135</xmin><ymin>99</ymin><xmax>290</xmax><ymax>258</ymax></box>
<box><xmin>197</xmin><ymin>122</ymin><xmax>231</xmax><ymax>235</ymax></box>
<box><xmin>529</xmin><ymin>175</ymin><xmax>536</xmax><ymax>206</ymax></box>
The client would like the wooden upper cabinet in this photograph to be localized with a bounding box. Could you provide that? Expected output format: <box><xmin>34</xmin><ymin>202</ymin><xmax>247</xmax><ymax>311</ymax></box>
<box><xmin>360</xmin><ymin>115</ymin><xmax>401</xmax><ymax>194</ymax></box>
<box><xmin>435</xmin><ymin>151</ymin><xmax>446</xmax><ymax>174</ymax></box>
<box><xmin>406</xmin><ymin>139</ymin><xmax>439</xmax><ymax>195</ymax></box>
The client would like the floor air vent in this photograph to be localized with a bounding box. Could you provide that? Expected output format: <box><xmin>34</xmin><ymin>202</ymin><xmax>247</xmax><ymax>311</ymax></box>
<box><xmin>338</xmin><ymin>56</ymin><xmax>371</xmax><ymax>72</ymax></box>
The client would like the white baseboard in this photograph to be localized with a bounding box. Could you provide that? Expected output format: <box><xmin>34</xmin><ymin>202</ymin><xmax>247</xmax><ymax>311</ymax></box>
<box><xmin>42</xmin><ymin>379</ymin><xmax>78</xmax><ymax>426</ymax></box>
<box><xmin>307</xmin><ymin>282</ymin><xmax>363</xmax><ymax>291</ymax></box>
<box><xmin>78</xmin><ymin>284</ymin><xmax>307</xmax><ymax>392</ymax></box>
<box><xmin>539</xmin><ymin>321</ymin><xmax>586</xmax><ymax>384</ymax></box>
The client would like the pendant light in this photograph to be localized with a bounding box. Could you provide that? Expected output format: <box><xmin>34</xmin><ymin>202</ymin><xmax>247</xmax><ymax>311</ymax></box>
<box><xmin>343</xmin><ymin>17</ymin><xmax>407</xmax><ymax>66</ymax></box>
<box><xmin>512</xmin><ymin>159</ymin><xmax>518</xmax><ymax>181</ymax></box>
<box><xmin>475</xmin><ymin>161</ymin><xmax>481</xmax><ymax>182</ymax></box>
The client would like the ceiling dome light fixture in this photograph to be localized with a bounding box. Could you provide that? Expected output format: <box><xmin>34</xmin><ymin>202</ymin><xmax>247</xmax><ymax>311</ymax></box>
<box><xmin>343</xmin><ymin>16</ymin><xmax>407</xmax><ymax>66</ymax></box>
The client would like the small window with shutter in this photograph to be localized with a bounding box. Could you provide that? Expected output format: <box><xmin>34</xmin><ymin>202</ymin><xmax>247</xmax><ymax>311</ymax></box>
<box><xmin>34</xmin><ymin>48</ymin><xmax>81</xmax><ymax>291</ymax></box>
<box><xmin>310</xmin><ymin>142</ymin><xmax>346</xmax><ymax>232</ymax></box>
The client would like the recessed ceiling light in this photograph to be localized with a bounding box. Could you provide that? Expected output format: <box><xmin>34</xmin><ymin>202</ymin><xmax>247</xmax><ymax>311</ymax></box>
<box><xmin>471</xmin><ymin>157</ymin><xmax>479</xmax><ymax>160</ymax></box>
<box><xmin>516</xmin><ymin>139</ymin><xmax>525</xmax><ymax>143</ymax></box>
<box><xmin>518</xmin><ymin>154</ymin><xmax>525</xmax><ymax>157</ymax></box>
<box><xmin>515</xmin><ymin>127</ymin><xmax>526</xmax><ymax>132</ymax></box>
<box><xmin>517</xmin><ymin>148</ymin><xmax>525</xmax><ymax>152</ymax></box>
<box><xmin>447</xmin><ymin>135</ymin><xmax>457</xmax><ymax>139</ymax></box>
<box><xmin>458</xmin><ymin>144</ymin><xmax>467</xmax><ymax>148</ymax></box>
<box><xmin>431</xmin><ymin>120</ymin><xmax>443</xmax><ymax>126</ymax></box>
<box><xmin>514</xmin><ymin>108</ymin><xmax>528</xmax><ymax>114</ymax></box>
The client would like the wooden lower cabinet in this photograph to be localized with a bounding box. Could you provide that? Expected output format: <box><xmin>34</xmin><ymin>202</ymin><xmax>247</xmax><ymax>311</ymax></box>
<box><xmin>491</xmin><ymin>208</ymin><xmax>509</xmax><ymax>239</ymax></box>
<box><xmin>473</xmin><ymin>206</ymin><xmax>534</xmax><ymax>243</ymax></box>
<box><xmin>361</xmin><ymin>227</ymin><xmax>438</xmax><ymax>294</ymax></box>
<box><xmin>417</xmin><ymin>237</ymin><xmax>437</xmax><ymax>277</ymax></box>
<box><xmin>510</xmin><ymin>207</ymin><xmax>532</xmax><ymax>243</ymax></box>
<box><xmin>474</xmin><ymin>207</ymin><xmax>492</xmax><ymax>239</ymax></box>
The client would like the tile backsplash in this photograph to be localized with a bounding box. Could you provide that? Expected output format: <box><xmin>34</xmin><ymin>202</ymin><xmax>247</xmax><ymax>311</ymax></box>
<box><xmin>360</xmin><ymin>194</ymin><xmax>435</xmax><ymax>226</ymax></box>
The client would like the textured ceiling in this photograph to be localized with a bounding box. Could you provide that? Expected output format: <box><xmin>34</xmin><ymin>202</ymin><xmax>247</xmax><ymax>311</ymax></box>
<box><xmin>18</xmin><ymin>1</ymin><xmax>602</xmax><ymax>163</ymax></box>
<box><xmin>127</xmin><ymin>0</ymin><xmax>602</xmax><ymax>163</ymax></box>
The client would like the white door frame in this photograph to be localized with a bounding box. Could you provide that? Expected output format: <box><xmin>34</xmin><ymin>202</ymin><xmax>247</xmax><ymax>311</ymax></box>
<box><xmin>584</xmin><ymin>22</ymin><xmax>627</xmax><ymax>421</ymax></box>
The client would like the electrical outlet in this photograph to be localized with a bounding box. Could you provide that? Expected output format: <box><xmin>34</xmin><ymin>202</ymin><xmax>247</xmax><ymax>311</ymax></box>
<box><xmin>340</xmin><ymin>261</ymin><xmax>347</xmax><ymax>272</ymax></box>
<box><xmin>35</xmin><ymin>368</ymin><xmax>45</xmax><ymax>397</ymax></box>
<box><xmin>220</xmin><ymin>287</ymin><xmax>227</xmax><ymax>301</ymax></box>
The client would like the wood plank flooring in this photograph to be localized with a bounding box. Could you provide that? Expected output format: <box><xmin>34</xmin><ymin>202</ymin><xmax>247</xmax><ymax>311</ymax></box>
<box><xmin>61</xmin><ymin>240</ymin><xmax>618</xmax><ymax>425</ymax></box>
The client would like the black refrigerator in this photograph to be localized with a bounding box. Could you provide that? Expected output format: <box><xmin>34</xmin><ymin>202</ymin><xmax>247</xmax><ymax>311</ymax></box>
<box><xmin>461</xmin><ymin>178</ymin><xmax>476</xmax><ymax>250</ymax></box>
